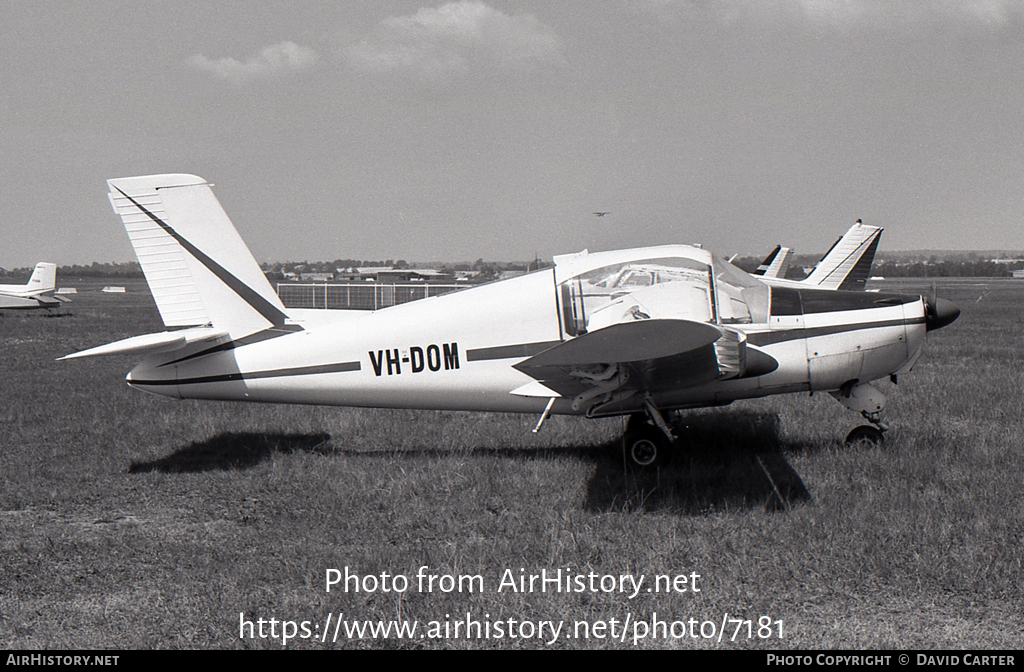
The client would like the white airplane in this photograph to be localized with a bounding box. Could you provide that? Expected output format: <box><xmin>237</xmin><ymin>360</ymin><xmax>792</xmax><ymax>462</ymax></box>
<box><xmin>61</xmin><ymin>174</ymin><xmax>959</xmax><ymax>467</ymax></box>
<box><xmin>0</xmin><ymin>262</ymin><xmax>63</xmax><ymax>310</ymax></box>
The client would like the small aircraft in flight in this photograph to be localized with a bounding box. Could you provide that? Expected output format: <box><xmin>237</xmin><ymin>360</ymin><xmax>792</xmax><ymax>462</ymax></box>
<box><xmin>62</xmin><ymin>174</ymin><xmax>959</xmax><ymax>467</ymax></box>
<box><xmin>0</xmin><ymin>262</ymin><xmax>63</xmax><ymax>310</ymax></box>
<box><xmin>592</xmin><ymin>211</ymin><xmax>611</xmax><ymax>217</ymax></box>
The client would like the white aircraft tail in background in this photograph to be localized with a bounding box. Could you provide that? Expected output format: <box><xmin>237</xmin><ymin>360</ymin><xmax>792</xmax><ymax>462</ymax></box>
<box><xmin>763</xmin><ymin>221</ymin><xmax>882</xmax><ymax>292</ymax></box>
<box><xmin>752</xmin><ymin>245</ymin><xmax>792</xmax><ymax>279</ymax></box>
<box><xmin>0</xmin><ymin>262</ymin><xmax>62</xmax><ymax>309</ymax></box>
<box><xmin>799</xmin><ymin>221</ymin><xmax>882</xmax><ymax>291</ymax></box>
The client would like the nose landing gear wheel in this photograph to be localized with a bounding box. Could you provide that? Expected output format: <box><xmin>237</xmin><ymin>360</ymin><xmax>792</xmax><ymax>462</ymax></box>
<box><xmin>844</xmin><ymin>424</ymin><xmax>884</xmax><ymax>447</ymax></box>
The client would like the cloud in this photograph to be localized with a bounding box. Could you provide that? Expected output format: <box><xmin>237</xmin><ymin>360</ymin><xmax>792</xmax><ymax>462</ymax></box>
<box><xmin>190</xmin><ymin>41</ymin><xmax>318</xmax><ymax>84</ymax></box>
<box><xmin>794</xmin><ymin>0</ymin><xmax>1020</xmax><ymax>29</ymax></box>
<box><xmin>638</xmin><ymin>0</ymin><xmax>1022</xmax><ymax>31</ymax></box>
<box><xmin>346</xmin><ymin>1</ymin><xmax>566</xmax><ymax>82</ymax></box>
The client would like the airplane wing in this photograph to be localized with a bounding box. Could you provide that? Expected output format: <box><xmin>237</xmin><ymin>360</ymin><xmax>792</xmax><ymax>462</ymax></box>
<box><xmin>512</xmin><ymin>319</ymin><xmax>776</xmax><ymax>415</ymax></box>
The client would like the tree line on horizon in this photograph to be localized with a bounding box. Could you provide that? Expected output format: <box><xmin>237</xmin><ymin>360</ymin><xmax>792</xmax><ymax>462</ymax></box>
<box><xmin>0</xmin><ymin>253</ymin><xmax>1021</xmax><ymax>280</ymax></box>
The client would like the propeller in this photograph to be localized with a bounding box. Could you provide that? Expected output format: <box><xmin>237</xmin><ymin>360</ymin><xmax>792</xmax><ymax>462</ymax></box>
<box><xmin>924</xmin><ymin>284</ymin><xmax>960</xmax><ymax>332</ymax></box>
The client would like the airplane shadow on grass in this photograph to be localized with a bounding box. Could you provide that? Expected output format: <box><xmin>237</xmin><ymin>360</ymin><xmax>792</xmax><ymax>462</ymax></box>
<box><xmin>366</xmin><ymin>408</ymin><xmax>814</xmax><ymax>515</ymax></box>
<box><xmin>127</xmin><ymin>432</ymin><xmax>332</xmax><ymax>474</ymax></box>
<box><xmin>580</xmin><ymin>411</ymin><xmax>813</xmax><ymax>515</ymax></box>
<box><xmin>126</xmin><ymin>411</ymin><xmax>811</xmax><ymax>515</ymax></box>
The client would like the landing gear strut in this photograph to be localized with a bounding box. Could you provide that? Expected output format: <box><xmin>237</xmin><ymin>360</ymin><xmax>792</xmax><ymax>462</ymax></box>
<box><xmin>831</xmin><ymin>381</ymin><xmax>888</xmax><ymax>447</ymax></box>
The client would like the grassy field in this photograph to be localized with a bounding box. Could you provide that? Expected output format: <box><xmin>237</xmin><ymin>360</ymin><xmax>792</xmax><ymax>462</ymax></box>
<box><xmin>1</xmin><ymin>277</ymin><xmax>1021</xmax><ymax>649</ymax></box>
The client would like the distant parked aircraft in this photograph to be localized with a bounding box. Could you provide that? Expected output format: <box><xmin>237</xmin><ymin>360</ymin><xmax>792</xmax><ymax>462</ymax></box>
<box><xmin>751</xmin><ymin>246</ymin><xmax>793</xmax><ymax>280</ymax></box>
<box><xmin>0</xmin><ymin>263</ymin><xmax>63</xmax><ymax>309</ymax></box>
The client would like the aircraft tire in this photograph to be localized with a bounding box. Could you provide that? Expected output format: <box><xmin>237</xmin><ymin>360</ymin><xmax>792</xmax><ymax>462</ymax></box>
<box><xmin>624</xmin><ymin>423</ymin><xmax>672</xmax><ymax>468</ymax></box>
<box><xmin>844</xmin><ymin>425</ymin><xmax>884</xmax><ymax>447</ymax></box>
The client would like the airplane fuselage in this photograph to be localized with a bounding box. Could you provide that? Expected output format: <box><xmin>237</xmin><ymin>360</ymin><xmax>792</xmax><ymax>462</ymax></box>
<box><xmin>126</xmin><ymin>267</ymin><xmax>928</xmax><ymax>418</ymax></box>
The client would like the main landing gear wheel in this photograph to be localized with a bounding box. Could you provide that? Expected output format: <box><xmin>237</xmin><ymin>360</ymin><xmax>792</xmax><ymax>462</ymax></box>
<box><xmin>844</xmin><ymin>424</ymin><xmax>884</xmax><ymax>447</ymax></box>
<box><xmin>623</xmin><ymin>416</ymin><xmax>672</xmax><ymax>468</ymax></box>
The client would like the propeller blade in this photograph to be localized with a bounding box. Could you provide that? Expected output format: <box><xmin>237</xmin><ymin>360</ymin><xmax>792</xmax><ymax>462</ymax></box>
<box><xmin>925</xmin><ymin>296</ymin><xmax>960</xmax><ymax>332</ymax></box>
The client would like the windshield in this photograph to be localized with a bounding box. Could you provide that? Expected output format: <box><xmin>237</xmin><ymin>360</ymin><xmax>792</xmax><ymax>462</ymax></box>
<box><xmin>558</xmin><ymin>254</ymin><xmax>769</xmax><ymax>335</ymax></box>
<box><xmin>713</xmin><ymin>255</ymin><xmax>769</xmax><ymax>324</ymax></box>
<box><xmin>559</xmin><ymin>257</ymin><xmax>713</xmax><ymax>335</ymax></box>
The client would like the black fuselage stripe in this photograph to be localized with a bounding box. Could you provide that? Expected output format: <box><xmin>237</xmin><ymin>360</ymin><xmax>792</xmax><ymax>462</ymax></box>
<box><xmin>748</xmin><ymin>317</ymin><xmax>924</xmax><ymax>347</ymax></box>
<box><xmin>131</xmin><ymin>361</ymin><xmax>360</xmax><ymax>387</ymax></box>
<box><xmin>114</xmin><ymin>186</ymin><xmax>292</xmax><ymax>328</ymax></box>
<box><xmin>466</xmin><ymin>340</ymin><xmax>561</xmax><ymax>361</ymax></box>
<box><xmin>468</xmin><ymin>320</ymin><xmax>915</xmax><ymax>357</ymax></box>
<box><xmin>156</xmin><ymin>324</ymin><xmax>303</xmax><ymax>368</ymax></box>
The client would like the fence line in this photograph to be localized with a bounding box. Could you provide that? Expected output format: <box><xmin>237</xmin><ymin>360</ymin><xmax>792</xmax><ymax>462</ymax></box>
<box><xmin>276</xmin><ymin>283</ymin><xmax>464</xmax><ymax>310</ymax></box>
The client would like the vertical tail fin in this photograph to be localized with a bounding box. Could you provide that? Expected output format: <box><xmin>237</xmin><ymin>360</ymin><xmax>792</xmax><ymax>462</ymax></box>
<box><xmin>753</xmin><ymin>246</ymin><xmax>792</xmax><ymax>279</ymax></box>
<box><xmin>802</xmin><ymin>221</ymin><xmax>882</xmax><ymax>291</ymax></box>
<box><xmin>107</xmin><ymin>174</ymin><xmax>291</xmax><ymax>333</ymax></box>
<box><xmin>25</xmin><ymin>263</ymin><xmax>57</xmax><ymax>295</ymax></box>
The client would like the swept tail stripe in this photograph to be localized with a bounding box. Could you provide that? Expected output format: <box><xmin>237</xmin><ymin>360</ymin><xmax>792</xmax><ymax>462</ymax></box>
<box><xmin>131</xmin><ymin>361</ymin><xmax>361</xmax><ymax>387</ymax></box>
<box><xmin>114</xmin><ymin>186</ymin><xmax>292</xmax><ymax>329</ymax></box>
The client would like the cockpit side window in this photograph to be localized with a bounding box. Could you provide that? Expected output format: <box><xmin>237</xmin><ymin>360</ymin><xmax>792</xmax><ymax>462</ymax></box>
<box><xmin>558</xmin><ymin>257</ymin><xmax>715</xmax><ymax>334</ymax></box>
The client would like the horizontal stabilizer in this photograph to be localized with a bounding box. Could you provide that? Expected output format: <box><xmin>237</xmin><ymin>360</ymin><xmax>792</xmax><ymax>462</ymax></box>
<box><xmin>59</xmin><ymin>327</ymin><xmax>229</xmax><ymax>360</ymax></box>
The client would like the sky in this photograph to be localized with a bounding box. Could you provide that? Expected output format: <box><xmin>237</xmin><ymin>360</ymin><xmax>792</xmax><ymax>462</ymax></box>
<box><xmin>1</xmin><ymin>0</ymin><xmax>1023</xmax><ymax>268</ymax></box>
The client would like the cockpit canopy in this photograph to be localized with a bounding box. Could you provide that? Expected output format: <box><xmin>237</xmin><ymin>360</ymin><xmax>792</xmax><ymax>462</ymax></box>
<box><xmin>554</xmin><ymin>247</ymin><xmax>768</xmax><ymax>336</ymax></box>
